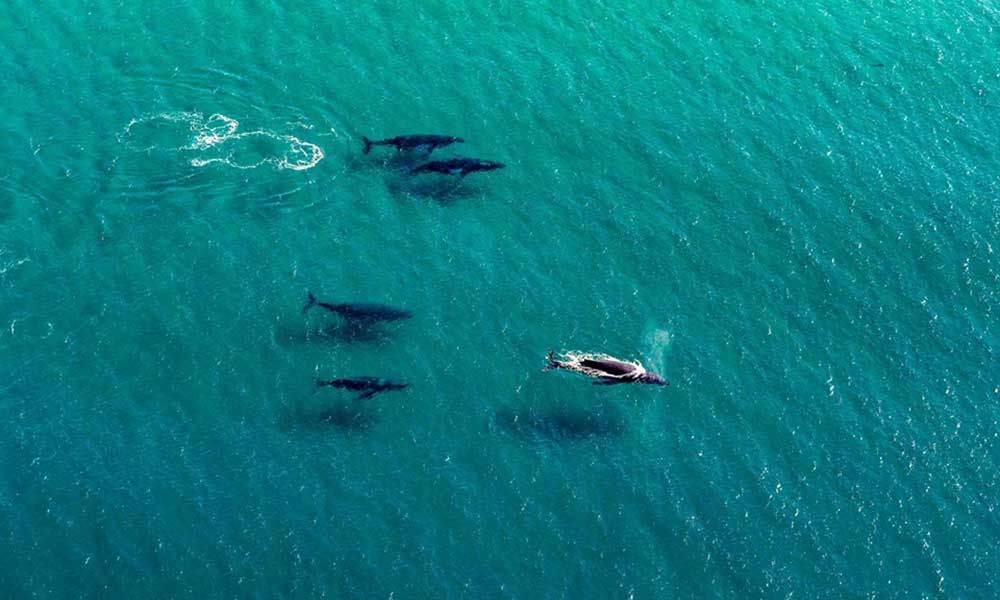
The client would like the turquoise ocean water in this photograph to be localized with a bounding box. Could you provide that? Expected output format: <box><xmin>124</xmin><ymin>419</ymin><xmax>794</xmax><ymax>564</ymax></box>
<box><xmin>2</xmin><ymin>2</ymin><xmax>1000</xmax><ymax>597</ymax></box>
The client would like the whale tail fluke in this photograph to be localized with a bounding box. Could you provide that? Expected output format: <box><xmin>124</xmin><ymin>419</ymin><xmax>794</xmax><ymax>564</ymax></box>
<box><xmin>362</xmin><ymin>136</ymin><xmax>373</xmax><ymax>155</ymax></box>
<box><xmin>302</xmin><ymin>291</ymin><xmax>318</xmax><ymax>314</ymax></box>
<box><xmin>543</xmin><ymin>349</ymin><xmax>558</xmax><ymax>371</ymax></box>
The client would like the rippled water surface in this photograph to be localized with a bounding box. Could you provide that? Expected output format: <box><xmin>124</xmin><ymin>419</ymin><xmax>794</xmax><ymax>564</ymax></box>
<box><xmin>2</xmin><ymin>2</ymin><xmax>999</xmax><ymax>598</ymax></box>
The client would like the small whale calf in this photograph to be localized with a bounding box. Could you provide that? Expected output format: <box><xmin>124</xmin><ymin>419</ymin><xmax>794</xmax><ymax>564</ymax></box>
<box><xmin>544</xmin><ymin>350</ymin><xmax>668</xmax><ymax>386</ymax></box>
<box><xmin>363</xmin><ymin>134</ymin><xmax>463</xmax><ymax>155</ymax></box>
<box><xmin>410</xmin><ymin>158</ymin><xmax>505</xmax><ymax>177</ymax></box>
<box><xmin>316</xmin><ymin>376</ymin><xmax>409</xmax><ymax>400</ymax></box>
<box><xmin>302</xmin><ymin>291</ymin><xmax>412</xmax><ymax>323</ymax></box>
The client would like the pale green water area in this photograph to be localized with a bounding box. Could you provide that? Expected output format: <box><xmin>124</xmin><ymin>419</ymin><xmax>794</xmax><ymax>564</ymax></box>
<box><xmin>2</xmin><ymin>2</ymin><xmax>1000</xmax><ymax>598</ymax></box>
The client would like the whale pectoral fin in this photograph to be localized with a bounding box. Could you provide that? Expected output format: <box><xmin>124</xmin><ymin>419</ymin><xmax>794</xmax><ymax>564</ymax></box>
<box><xmin>355</xmin><ymin>389</ymin><xmax>379</xmax><ymax>401</ymax></box>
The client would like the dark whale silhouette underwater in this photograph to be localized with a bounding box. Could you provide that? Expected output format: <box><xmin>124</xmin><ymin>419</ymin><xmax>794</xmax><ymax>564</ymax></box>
<box><xmin>363</xmin><ymin>134</ymin><xmax>463</xmax><ymax>155</ymax></box>
<box><xmin>302</xmin><ymin>291</ymin><xmax>412</xmax><ymax>324</ymax></box>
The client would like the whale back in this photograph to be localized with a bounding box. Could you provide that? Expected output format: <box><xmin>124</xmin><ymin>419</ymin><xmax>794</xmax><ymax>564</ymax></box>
<box><xmin>556</xmin><ymin>352</ymin><xmax>646</xmax><ymax>380</ymax></box>
<box><xmin>580</xmin><ymin>358</ymin><xmax>636</xmax><ymax>376</ymax></box>
<box><xmin>334</xmin><ymin>303</ymin><xmax>412</xmax><ymax>321</ymax></box>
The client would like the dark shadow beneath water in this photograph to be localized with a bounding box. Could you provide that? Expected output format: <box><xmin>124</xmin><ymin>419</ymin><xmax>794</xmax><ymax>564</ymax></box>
<box><xmin>284</xmin><ymin>403</ymin><xmax>378</xmax><ymax>433</ymax></box>
<box><xmin>492</xmin><ymin>406</ymin><xmax>626</xmax><ymax>441</ymax></box>
<box><xmin>347</xmin><ymin>151</ymin><xmax>426</xmax><ymax>175</ymax></box>
<box><xmin>312</xmin><ymin>322</ymin><xmax>396</xmax><ymax>344</ymax></box>
<box><xmin>388</xmin><ymin>177</ymin><xmax>485</xmax><ymax>205</ymax></box>
<box><xmin>276</xmin><ymin>321</ymin><xmax>400</xmax><ymax>346</ymax></box>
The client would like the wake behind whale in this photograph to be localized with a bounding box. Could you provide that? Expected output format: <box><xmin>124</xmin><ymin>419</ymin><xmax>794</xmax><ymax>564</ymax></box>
<box><xmin>119</xmin><ymin>112</ymin><xmax>324</xmax><ymax>171</ymax></box>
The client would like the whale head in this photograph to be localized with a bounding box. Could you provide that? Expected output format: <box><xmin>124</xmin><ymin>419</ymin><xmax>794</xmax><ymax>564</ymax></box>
<box><xmin>639</xmin><ymin>373</ymin><xmax>669</xmax><ymax>386</ymax></box>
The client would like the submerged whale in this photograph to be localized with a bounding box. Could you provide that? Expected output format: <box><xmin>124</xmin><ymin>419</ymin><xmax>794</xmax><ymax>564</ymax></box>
<box><xmin>302</xmin><ymin>291</ymin><xmax>412</xmax><ymax>323</ymax></box>
<box><xmin>410</xmin><ymin>158</ymin><xmax>505</xmax><ymax>177</ymax></box>
<box><xmin>544</xmin><ymin>350</ymin><xmax>668</xmax><ymax>386</ymax></box>
<box><xmin>363</xmin><ymin>134</ymin><xmax>463</xmax><ymax>155</ymax></box>
<box><xmin>316</xmin><ymin>376</ymin><xmax>409</xmax><ymax>400</ymax></box>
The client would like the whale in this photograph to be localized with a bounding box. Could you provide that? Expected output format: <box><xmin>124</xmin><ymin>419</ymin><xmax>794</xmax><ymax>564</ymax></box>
<box><xmin>363</xmin><ymin>134</ymin><xmax>463</xmax><ymax>155</ymax></box>
<box><xmin>302</xmin><ymin>291</ymin><xmax>412</xmax><ymax>323</ymax></box>
<box><xmin>316</xmin><ymin>376</ymin><xmax>409</xmax><ymax>400</ymax></box>
<box><xmin>410</xmin><ymin>158</ymin><xmax>505</xmax><ymax>177</ymax></box>
<box><xmin>544</xmin><ymin>350</ymin><xmax>668</xmax><ymax>386</ymax></box>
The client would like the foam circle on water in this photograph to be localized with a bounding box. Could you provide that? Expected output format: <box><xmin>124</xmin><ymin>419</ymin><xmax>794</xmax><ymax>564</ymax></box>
<box><xmin>119</xmin><ymin>111</ymin><xmax>324</xmax><ymax>171</ymax></box>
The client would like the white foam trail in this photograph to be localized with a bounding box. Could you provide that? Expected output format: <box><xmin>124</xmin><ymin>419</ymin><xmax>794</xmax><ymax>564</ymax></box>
<box><xmin>0</xmin><ymin>248</ymin><xmax>30</xmax><ymax>281</ymax></box>
<box><xmin>120</xmin><ymin>111</ymin><xmax>324</xmax><ymax>171</ymax></box>
<box><xmin>281</xmin><ymin>137</ymin><xmax>324</xmax><ymax>171</ymax></box>
<box><xmin>186</xmin><ymin>113</ymin><xmax>240</xmax><ymax>150</ymax></box>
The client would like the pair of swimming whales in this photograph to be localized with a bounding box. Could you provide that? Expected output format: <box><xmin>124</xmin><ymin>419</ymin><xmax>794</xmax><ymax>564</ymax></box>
<box><xmin>304</xmin><ymin>291</ymin><xmax>411</xmax><ymax>401</ymax></box>
<box><xmin>362</xmin><ymin>134</ymin><xmax>504</xmax><ymax>177</ymax></box>
<box><xmin>304</xmin><ymin>289</ymin><xmax>668</xmax><ymax>398</ymax></box>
